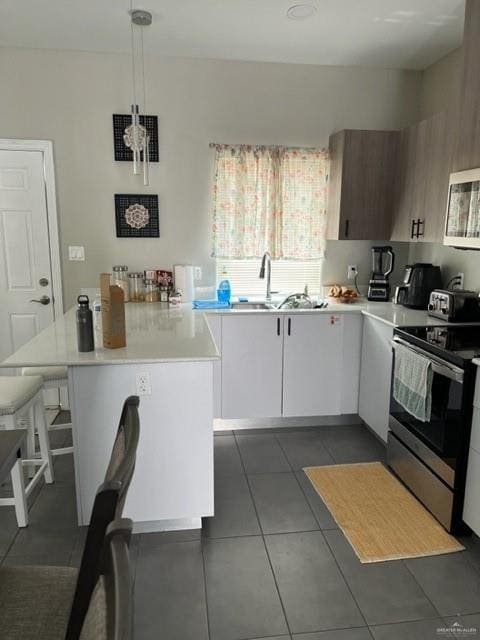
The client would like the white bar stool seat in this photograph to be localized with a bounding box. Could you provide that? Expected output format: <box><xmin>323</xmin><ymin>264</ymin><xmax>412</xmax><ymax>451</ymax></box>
<box><xmin>22</xmin><ymin>366</ymin><xmax>73</xmax><ymax>457</ymax></box>
<box><xmin>0</xmin><ymin>375</ymin><xmax>54</xmax><ymax>527</ymax></box>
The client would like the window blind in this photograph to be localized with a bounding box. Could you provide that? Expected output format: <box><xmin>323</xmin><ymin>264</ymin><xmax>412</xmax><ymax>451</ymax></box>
<box><xmin>216</xmin><ymin>259</ymin><xmax>323</xmax><ymax>296</ymax></box>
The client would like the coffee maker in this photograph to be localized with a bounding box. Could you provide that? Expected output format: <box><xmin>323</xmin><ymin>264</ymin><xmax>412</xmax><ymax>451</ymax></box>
<box><xmin>368</xmin><ymin>246</ymin><xmax>395</xmax><ymax>301</ymax></box>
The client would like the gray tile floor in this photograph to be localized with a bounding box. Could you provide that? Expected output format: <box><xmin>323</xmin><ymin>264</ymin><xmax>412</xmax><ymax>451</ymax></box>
<box><xmin>1</xmin><ymin>423</ymin><xmax>480</xmax><ymax>639</ymax></box>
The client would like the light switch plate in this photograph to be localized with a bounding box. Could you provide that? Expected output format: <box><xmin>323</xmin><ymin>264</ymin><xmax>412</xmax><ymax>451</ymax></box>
<box><xmin>194</xmin><ymin>266</ymin><xmax>202</xmax><ymax>281</ymax></box>
<box><xmin>69</xmin><ymin>246</ymin><xmax>85</xmax><ymax>261</ymax></box>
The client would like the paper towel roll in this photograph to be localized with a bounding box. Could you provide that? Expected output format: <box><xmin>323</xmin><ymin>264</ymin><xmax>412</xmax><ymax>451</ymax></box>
<box><xmin>174</xmin><ymin>265</ymin><xmax>195</xmax><ymax>302</ymax></box>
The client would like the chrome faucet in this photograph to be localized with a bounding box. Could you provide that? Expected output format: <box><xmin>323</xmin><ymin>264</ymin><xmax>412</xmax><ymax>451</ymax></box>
<box><xmin>259</xmin><ymin>251</ymin><xmax>272</xmax><ymax>302</ymax></box>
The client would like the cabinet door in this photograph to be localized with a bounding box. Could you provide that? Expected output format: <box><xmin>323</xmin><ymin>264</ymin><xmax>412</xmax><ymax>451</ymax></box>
<box><xmin>283</xmin><ymin>314</ymin><xmax>343</xmax><ymax>417</ymax></box>
<box><xmin>410</xmin><ymin>119</ymin><xmax>429</xmax><ymax>223</ymax></box>
<box><xmin>463</xmin><ymin>447</ymin><xmax>480</xmax><ymax>536</ymax></box>
<box><xmin>358</xmin><ymin>316</ymin><xmax>394</xmax><ymax>442</ymax></box>
<box><xmin>421</xmin><ymin>111</ymin><xmax>454</xmax><ymax>243</ymax></box>
<box><xmin>327</xmin><ymin>130</ymin><xmax>397</xmax><ymax>241</ymax></box>
<box><xmin>206</xmin><ymin>315</ymin><xmax>222</xmax><ymax>419</ymax></box>
<box><xmin>391</xmin><ymin>127</ymin><xmax>416</xmax><ymax>241</ymax></box>
<box><xmin>340</xmin><ymin>130</ymin><xmax>397</xmax><ymax>241</ymax></box>
<box><xmin>221</xmin><ymin>315</ymin><xmax>283</xmax><ymax>419</ymax></box>
<box><xmin>454</xmin><ymin>0</ymin><xmax>480</xmax><ymax>172</ymax></box>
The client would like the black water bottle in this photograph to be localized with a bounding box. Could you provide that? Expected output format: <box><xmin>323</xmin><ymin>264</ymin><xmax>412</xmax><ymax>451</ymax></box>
<box><xmin>76</xmin><ymin>295</ymin><xmax>94</xmax><ymax>352</ymax></box>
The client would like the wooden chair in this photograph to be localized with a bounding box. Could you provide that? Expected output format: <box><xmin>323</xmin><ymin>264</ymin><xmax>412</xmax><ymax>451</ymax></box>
<box><xmin>0</xmin><ymin>395</ymin><xmax>140</xmax><ymax>640</ymax></box>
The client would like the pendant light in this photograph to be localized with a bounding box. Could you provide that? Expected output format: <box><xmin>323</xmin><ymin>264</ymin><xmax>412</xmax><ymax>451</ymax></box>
<box><xmin>124</xmin><ymin>7</ymin><xmax>152</xmax><ymax>185</ymax></box>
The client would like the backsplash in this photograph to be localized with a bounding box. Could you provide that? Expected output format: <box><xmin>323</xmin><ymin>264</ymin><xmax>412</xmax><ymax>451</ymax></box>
<box><xmin>408</xmin><ymin>243</ymin><xmax>480</xmax><ymax>292</ymax></box>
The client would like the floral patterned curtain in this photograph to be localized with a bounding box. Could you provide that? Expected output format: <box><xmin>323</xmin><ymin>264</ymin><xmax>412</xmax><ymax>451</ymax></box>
<box><xmin>211</xmin><ymin>144</ymin><xmax>329</xmax><ymax>260</ymax></box>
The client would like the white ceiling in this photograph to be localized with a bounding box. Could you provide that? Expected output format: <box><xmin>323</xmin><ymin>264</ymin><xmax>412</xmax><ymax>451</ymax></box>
<box><xmin>0</xmin><ymin>0</ymin><xmax>465</xmax><ymax>70</ymax></box>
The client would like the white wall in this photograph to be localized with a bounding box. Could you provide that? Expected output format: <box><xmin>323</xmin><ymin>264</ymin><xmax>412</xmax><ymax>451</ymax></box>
<box><xmin>0</xmin><ymin>47</ymin><xmax>422</xmax><ymax>306</ymax></box>
<box><xmin>420</xmin><ymin>47</ymin><xmax>462</xmax><ymax>119</ymax></box>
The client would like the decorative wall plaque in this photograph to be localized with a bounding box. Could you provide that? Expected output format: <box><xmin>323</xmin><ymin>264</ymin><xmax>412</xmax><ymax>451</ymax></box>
<box><xmin>114</xmin><ymin>194</ymin><xmax>159</xmax><ymax>238</ymax></box>
<box><xmin>112</xmin><ymin>114</ymin><xmax>159</xmax><ymax>162</ymax></box>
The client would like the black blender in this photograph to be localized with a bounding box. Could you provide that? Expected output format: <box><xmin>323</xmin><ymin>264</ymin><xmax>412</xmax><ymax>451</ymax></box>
<box><xmin>368</xmin><ymin>246</ymin><xmax>395</xmax><ymax>301</ymax></box>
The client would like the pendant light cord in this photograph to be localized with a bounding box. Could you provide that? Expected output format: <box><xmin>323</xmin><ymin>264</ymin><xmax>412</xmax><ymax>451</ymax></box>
<box><xmin>130</xmin><ymin>0</ymin><xmax>137</xmax><ymax>112</ymax></box>
<box><xmin>141</xmin><ymin>25</ymin><xmax>147</xmax><ymax>115</ymax></box>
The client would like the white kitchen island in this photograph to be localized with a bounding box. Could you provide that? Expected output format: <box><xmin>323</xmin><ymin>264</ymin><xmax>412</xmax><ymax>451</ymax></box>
<box><xmin>0</xmin><ymin>303</ymin><xmax>219</xmax><ymax>532</ymax></box>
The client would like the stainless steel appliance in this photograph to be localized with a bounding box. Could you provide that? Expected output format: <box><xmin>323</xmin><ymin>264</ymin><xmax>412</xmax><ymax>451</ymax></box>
<box><xmin>394</xmin><ymin>263</ymin><xmax>442</xmax><ymax>309</ymax></box>
<box><xmin>444</xmin><ymin>168</ymin><xmax>480</xmax><ymax>249</ymax></box>
<box><xmin>387</xmin><ymin>325</ymin><xmax>480</xmax><ymax>533</ymax></box>
<box><xmin>367</xmin><ymin>246</ymin><xmax>395</xmax><ymax>301</ymax></box>
<box><xmin>428</xmin><ymin>289</ymin><xmax>480</xmax><ymax>323</ymax></box>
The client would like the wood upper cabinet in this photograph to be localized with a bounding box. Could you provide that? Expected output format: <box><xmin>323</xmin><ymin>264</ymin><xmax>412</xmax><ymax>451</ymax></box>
<box><xmin>422</xmin><ymin>110</ymin><xmax>455</xmax><ymax>242</ymax></box>
<box><xmin>453</xmin><ymin>0</ymin><xmax>480</xmax><ymax>172</ymax></box>
<box><xmin>391</xmin><ymin>112</ymin><xmax>454</xmax><ymax>243</ymax></box>
<box><xmin>391</xmin><ymin>125</ymin><xmax>419</xmax><ymax>241</ymax></box>
<box><xmin>327</xmin><ymin>129</ymin><xmax>398</xmax><ymax>241</ymax></box>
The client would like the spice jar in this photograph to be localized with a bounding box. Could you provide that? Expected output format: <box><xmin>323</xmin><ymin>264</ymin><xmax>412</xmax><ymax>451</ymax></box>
<box><xmin>128</xmin><ymin>272</ymin><xmax>145</xmax><ymax>302</ymax></box>
<box><xmin>112</xmin><ymin>265</ymin><xmax>130</xmax><ymax>302</ymax></box>
<box><xmin>144</xmin><ymin>278</ymin><xmax>160</xmax><ymax>303</ymax></box>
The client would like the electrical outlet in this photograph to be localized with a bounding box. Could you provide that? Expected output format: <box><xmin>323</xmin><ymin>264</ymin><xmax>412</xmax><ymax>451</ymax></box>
<box><xmin>457</xmin><ymin>272</ymin><xmax>465</xmax><ymax>289</ymax></box>
<box><xmin>347</xmin><ymin>265</ymin><xmax>357</xmax><ymax>280</ymax></box>
<box><xmin>194</xmin><ymin>266</ymin><xmax>202</xmax><ymax>281</ymax></box>
<box><xmin>135</xmin><ymin>372</ymin><xmax>151</xmax><ymax>396</ymax></box>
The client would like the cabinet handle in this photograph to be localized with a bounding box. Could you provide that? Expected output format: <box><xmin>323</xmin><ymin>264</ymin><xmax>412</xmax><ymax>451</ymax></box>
<box><xmin>344</xmin><ymin>219</ymin><xmax>349</xmax><ymax>238</ymax></box>
<box><xmin>417</xmin><ymin>219</ymin><xmax>425</xmax><ymax>238</ymax></box>
<box><xmin>410</xmin><ymin>219</ymin><xmax>417</xmax><ymax>239</ymax></box>
<box><xmin>287</xmin><ymin>318</ymin><xmax>291</xmax><ymax>336</ymax></box>
<box><xmin>277</xmin><ymin>318</ymin><xmax>281</xmax><ymax>336</ymax></box>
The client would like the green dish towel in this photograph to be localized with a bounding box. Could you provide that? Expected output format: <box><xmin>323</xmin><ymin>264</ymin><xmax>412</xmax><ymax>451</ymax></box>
<box><xmin>393</xmin><ymin>342</ymin><xmax>433</xmax><ymax>422</ymax></box>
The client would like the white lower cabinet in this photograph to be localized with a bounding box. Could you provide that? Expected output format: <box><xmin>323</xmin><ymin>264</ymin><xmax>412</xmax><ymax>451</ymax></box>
<box><xmin>221</xmin><ymin>312</ymin><xmax>362</xmax><ymax>419</ymax></box>
<box><xmin>463</xmin><ymin>379</ymin><xmax>480</xmax><ymax>536</ymax></box>
<box><xmin>221</xmin><ymin>315</ymin><xmax>283</xmax><ymax>418</ymax></box>
<box><xmin>464</xmin><ymin>447</ymin><xmax>480</xmax><ymax>535</ymax></box>
<box><xmin>358</xmin><ymin>315</ymin><xmax>394</xmax><ymax>442</ymax></box>
<box><xmin>283</xmin><ymin>314</ymin><xmax>343</xmax><ymax>417</ymax></box>
<box><xmin>206</xmin><ymin>315</ymin><xmax>222</xmax><ymax>419</ymax></box>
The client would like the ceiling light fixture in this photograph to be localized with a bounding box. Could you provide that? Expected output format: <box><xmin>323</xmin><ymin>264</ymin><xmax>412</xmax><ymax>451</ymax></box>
<box><xmin>126</xmin><ymin>7</ymin><xmax>152</xmax><ymax>185</ymax></box>
<box><xmin>287</xmin><ymin>4</ymin><xmax>317</xmax><ymax>20</ymax></box>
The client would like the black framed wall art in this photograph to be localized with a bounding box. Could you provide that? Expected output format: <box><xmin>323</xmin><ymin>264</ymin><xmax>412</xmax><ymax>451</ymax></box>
<box><xmin>114</xmin><ymin>194</ymin><xmax>159</xmax><ymax>238</ymax></box>
<box><xmin>112</xmin><ymin>114</ymin><xmax>159</xmax><ymax>162</ymax></box>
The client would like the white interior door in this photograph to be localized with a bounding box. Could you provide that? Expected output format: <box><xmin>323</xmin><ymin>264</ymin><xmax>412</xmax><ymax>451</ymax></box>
<box><xmin>0</xmin><ymin>149</ymin><xmax>55</xmax><ymax>365</ymax></box>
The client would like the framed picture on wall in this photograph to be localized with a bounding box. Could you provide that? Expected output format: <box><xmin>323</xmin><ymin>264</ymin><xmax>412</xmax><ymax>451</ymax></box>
<box><xmin>114</xmin><ymin>194</ymin><xmax>159</xmax><ymax>238</ymax></box>
<box><xmin>112</xmin><ymin>114</ymin><xmax>159</xmax><ymax>162</ymax></box>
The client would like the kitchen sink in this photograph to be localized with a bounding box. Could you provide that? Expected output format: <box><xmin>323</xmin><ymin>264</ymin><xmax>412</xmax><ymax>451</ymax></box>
<box><xmin>230</xmin><ymin>302</ymin><xmax>274</xmax><ymax>310</ymax></box>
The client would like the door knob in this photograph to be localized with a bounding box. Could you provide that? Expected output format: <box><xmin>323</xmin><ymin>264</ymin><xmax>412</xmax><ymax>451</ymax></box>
<box><xmin>30</xmin><ymin>295</ymin><xmax>51</xmax><ymax>306</ymax></box>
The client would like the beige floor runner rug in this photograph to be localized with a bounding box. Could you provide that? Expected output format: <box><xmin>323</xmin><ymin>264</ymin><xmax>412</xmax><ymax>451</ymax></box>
<box><xmin>304</xmin><ymin>462</ymin><xmax>464</xmax><ymax>563</ymax></box>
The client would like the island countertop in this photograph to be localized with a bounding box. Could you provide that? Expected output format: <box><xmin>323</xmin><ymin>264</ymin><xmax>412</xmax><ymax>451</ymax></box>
<box><xmin>0</xmin><ymin>303</ymin><xmax>220</xmax><ymax>367</ymax></box>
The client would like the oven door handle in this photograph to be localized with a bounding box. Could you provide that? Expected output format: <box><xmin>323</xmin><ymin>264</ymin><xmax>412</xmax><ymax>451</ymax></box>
<box><xmin>392</xmin><ymin>337</ymin><xmax>464</xmax><ymax>383</ymax></box>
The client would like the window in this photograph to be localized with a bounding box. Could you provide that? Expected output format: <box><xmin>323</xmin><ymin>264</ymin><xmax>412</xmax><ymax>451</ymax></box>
<box><xmin>211</xmin><ymin>144</ymin><xmax>329</xmax><ymax>260</ymax></box>
<box><xmin>216</xmin><ymin>260</ymin><xmax>323</xmax><ymax>296</ymax></box>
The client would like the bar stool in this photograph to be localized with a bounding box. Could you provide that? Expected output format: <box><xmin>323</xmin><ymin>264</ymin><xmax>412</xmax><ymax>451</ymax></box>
<box><xmin>22</xmin><ymin>366</ymin><xmax>73</xmax><ymax>457</ymax></box>
<box><xmin>0</xmin><ymin>376</ymin><xmax>54</xmax><ymax>526</ymax></box>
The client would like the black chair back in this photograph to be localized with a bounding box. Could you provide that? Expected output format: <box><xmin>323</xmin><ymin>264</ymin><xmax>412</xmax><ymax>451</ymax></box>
<box><xmin>65</xmin><ymin>396</ymin><xmax>140</xmax><ymax>640</ymax></box>
<box><xmin>80</xmin><ymin>519</ymin><xmax>134</xmax><ymax>640</ymax></box>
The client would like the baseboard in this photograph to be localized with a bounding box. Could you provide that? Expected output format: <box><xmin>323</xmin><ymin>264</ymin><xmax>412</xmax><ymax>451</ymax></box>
<box><xmin>132</xmin><ymin>517</ymin><xmax>202</xmax><ymax>534</ymax></box>
<box><xmin>214</xmin><ymin>414</ymin><xmax>363</xmax><ymax>432</ymax></box>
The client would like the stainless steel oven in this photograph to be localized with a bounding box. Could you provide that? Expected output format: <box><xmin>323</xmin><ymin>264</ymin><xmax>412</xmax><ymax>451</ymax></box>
<box><xmin>388</xmin><ymin>326</ymin><xmax>478</xmax><ymax>533</ymax></box>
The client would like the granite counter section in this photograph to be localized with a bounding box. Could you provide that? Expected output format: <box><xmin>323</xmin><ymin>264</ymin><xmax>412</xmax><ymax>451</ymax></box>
<box><xmin>0</xmin><ymin>303</ymin><xmax>219</xmax><ymax>368</ymax></box>
<box><xmin>205</xmin><ymin>300</ymin><xmax>445</xmax><ymax>328</ymax></box>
